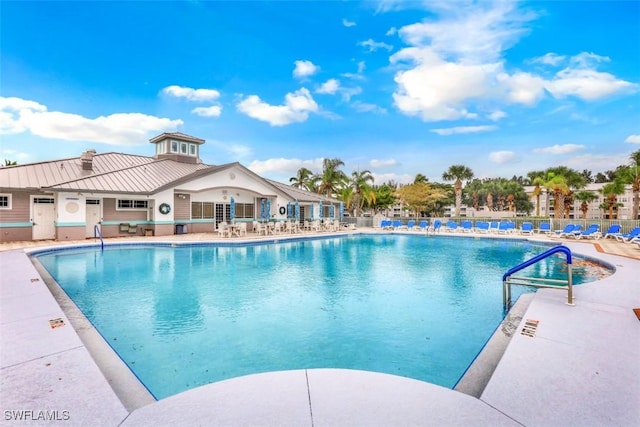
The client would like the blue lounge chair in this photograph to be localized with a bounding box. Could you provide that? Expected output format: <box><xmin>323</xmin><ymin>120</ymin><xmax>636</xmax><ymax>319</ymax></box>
<box><xmin>553</xmin><ymin>224</ymin><xmax>577</xmax><ymax>238</ymax></box>
<box><xmin>445</xmin><ymin>220</ymin><xmax>458</xmax><ymax>232</ymax></box>
<box><xmin>380</xmin><ymin>219</ymin><xmax>392</xmax><ymax>230</ymax></box>
<box><xmin>520</xmin><ymin>222</ymin><xmax>534</xmax><ymax>235</ymax></box>
<box><xmin>407</xmin><ymin>220</ymin><xmax>415</xmax><ymax>230</ymax></box>
<box><xmin>418</xmin><ymin>220</ymin><xmax>428</xmax><ymax>232</ymax></box>
<box><xmin>537</xmin><ymin>222</ymin><xmax>552</xmax><ymax>235</ymax></box>
<box><xmin>475</xmin><ymin>221</ymin><xmax>489</xmax><ymax>233</ymax></box>
<box><xmin>574</xmin><ymin>224</ymin><xmax>599</xmax><ymax>239</ymax></box>
<box><xmin>489</xmin><ymin>221</ymin><xmax>499</xmax><ymax>233</ymax></box>
<box><xmin>460</xmin><ymin>220</ymin><xmax>473</xmax><ymax>232</ymax></box>
<box><xmin>602</xmin><ymin>224</ymin><xmax>622</xmax><ymax>239</ymax></box>
<box><xmin>498</xmin><ymin>221</ymin><xmax>516</xmax><ymax>233</ymax></box>
<box><xmin>392</xmin><ymin>220</ymin><xmax>404</xmax><ymax>230</ymax></box>
<box><xmin>616</xmin><ymin>227</ymin><xmax>640</xmax><ymax>242</ymax></box>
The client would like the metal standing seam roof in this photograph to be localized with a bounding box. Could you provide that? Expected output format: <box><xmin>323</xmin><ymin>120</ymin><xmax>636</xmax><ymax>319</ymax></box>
<box><xmin>47</xmin><ymin>159</ymin><xmax>212</xmax><ymax>194</ymax></box>
<box><xmin>0</xmin><ymin>153</ymin><xmax>155</xmax><ymax>190</ymax></box>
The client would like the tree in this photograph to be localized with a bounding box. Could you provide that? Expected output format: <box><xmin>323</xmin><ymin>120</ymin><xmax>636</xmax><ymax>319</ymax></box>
<box><xmin>574</xmin><ymin>190</ymin><xmax>598</xmax><ymax>219</ymax></box>
<box><xmin>413</xmin><ymin>173</ymin><xmax>428</xmax><ymax>184</ymax></box>
<box><xmin>527</xmin><ymin>170</ymin><xmax>546</xmax><ymax>216</ymax></box>
<box><xmin>316</xmin><ymin>158</ymin><xmax>347</xmax><ymax>197</ymax></box>
<box><xmin>600</xmin><ymin>180</ymin><xmax>625</xmax><ymax>219</ymax></box>
<box><xmin>371</xmin><ymin>183</ymin><xmax>396</xmax><ymax>214</ymax></box>
<box><xmin>350</xmin><ymin>169</ymin><xmax>375</xmax><ymax>217</ymax></box>
<box><xmin>442</xmin><ymin>165</ymin><xmax>474</xmax><ymax>217</ymax></box>
<box><xmin>618</xmin><ymin>149</ymin><xmax>640</xmax><ymax>219</ymax></box>
<box><xmin>289</xmin><ymin>167</ymin><xmax>314</xmax><ymax>191</ymax></box>
<box><xmin>544</xmin><ymin>167</ymin><xmax>586</xmax><ymax>218</ymax></box>
<box><xmin>394</xmin><ymin>182</ymin><xmax>447</xmax><ymax>217</ymax></box>
<box><xmin>2</xmin><ymin>159</ymin><xmax>17</xmax><ymax>167</ymax></box>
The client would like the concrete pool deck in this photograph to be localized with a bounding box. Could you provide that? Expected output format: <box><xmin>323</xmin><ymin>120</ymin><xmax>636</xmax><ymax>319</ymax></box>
<box><xmin>1</xmin><ymin>229</ymin><xmax>639</xmax><ymax>426</ymax></box>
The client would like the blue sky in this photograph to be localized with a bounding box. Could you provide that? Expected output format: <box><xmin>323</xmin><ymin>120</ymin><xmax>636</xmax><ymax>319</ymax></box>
<box><xmin>1</xmin><ymin>0</ymin><xmax>639</xmax><ymax>184</ymax></box>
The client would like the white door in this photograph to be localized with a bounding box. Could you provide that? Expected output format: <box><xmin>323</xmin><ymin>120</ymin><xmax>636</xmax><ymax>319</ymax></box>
<box><xmin>85</xmin><ymin>201</ymin><xmax>101</xmax><ymax>238</ymax></box>
<box><xmin>32</xmin><ymin>198</ymin><xmax>56</xmax><ymax>240</ymax></box>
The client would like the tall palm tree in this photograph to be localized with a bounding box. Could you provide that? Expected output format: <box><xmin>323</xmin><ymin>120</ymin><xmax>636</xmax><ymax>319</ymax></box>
<box><xmin>544</xmin><ymin>173</ymin><xmax>569</xmax><ymax>218</ymax></box>
<box><xmin>600</xmin><ymin>180</ymin><xmax>625</xmax><ymax>219</ymax></box>
<box><xmin>618</xmin><ymin>149</ymin><xmax>640</xmax><ymax>219</ymax></box>
<box><xmin>289</xmin><ymin>167</ymin><xmax>314</xmax><ymax>190</ymax></box>
<box><xmin>442</xmin><ymin>165</ymin><xmax>474</xmax><ymax>216</ymax></box>
<box><xmin>316</xmin><ymin>158</ymin><xmax>347</xmax><ymax>197</ymax></box>
<box><xmin>527</xmin><ymin>170</ymin><xmax>546</xmax><ymax>216</ymax></box>
<box><xmin>2</xmin><ymin>159</ymin><xmax>17</xmax><ymax>167</ymax></box>
<box><xmin>574</xmin><ymin>190</ymin><xmax>598</xmax><ymax>219</ymax></box>
<box><xmin>413</xmin><ymin>173</ymin><xmax>428</xmax><ymax>184</ymax></box>
<box><xmin>351</xmin><ymin>169</ymin><xmax>375</xmax><ymax>217</ymax></box>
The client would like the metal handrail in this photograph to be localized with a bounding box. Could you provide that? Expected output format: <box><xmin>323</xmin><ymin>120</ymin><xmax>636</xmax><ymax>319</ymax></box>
<box><xmin>94</xmin><ymin>224</ymin><xmax>104</xmax><ymax>251</ymax></box>
<box><xmin>503</xmin><ymin>245</ymin><xmax>573</xmax><ymax>309</ymax></box>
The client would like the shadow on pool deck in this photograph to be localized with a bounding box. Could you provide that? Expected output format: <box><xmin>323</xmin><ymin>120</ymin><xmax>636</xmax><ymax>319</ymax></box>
<box><xmin>1</xmin><ymin>230</ymin><xmax>639</xmax><ymax>426</ymax></box>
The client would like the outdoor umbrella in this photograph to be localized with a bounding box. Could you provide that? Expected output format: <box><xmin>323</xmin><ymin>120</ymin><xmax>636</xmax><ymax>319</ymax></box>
<box><xmin>295</xmin><ymin>200</ymin><xmax>299</xmax><ymax>220</ymax></box>
<box><xmin>230</xmin><ymin>197</ymin><xmax>235</xmax><ymax>220</ymax></box>
<box><xmin>319</xmin><ymin>201</ymin><xmax>323</xmax><ymax>219</ymax></box>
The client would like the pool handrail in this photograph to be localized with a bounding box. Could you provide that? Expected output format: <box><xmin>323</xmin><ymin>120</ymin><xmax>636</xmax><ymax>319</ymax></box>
<box><xmin>94</xmin><ymin>224</ymin><xmax>104</xmax><ymax>251</ymax></box>
<box><xmin>502</xmin><ymin>245</ymin><xmax>573</xmax><ymax>309</ymax></box>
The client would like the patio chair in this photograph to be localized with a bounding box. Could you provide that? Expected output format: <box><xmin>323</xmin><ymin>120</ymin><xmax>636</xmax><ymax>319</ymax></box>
<box><xmin>445</xmin><ymin>220</ymin><xmax>458</xmax><ymax>232</ymax></box>
<box><xmin>574</xmin><ymin>224</ymin><xmax>600</xmax><ymax>239</ymax></box>
<box><xmin>602</xmin><ymin>224</ymin><xmax>622</xmax><ymax>239</ymax></box>
<box><xmin>553</xmin><ymin>224</ymin><xmax>577</xmax><ymax>238</ymax></box>
<box><xmin>460</xmin><ymin>220</ymin><xmax>473</xmax><ymax>232</ymax></box>
<box><xmin>475</xmin><ymin>221</ymin><xmax>489</xmax><ymax>233</ymax></box>
<box><xmin>537</xmin><ymin>222</ymin><xmax>552</xmax><ymax>235</ymax></box>
<box><xmin>520</xmin><ymin>222</ymin><xmax>534</xmax><ymax>235</ymax></box>
<box><xmin>417</xmin><ymin>220</ymin><xmax>429</xmax><ymax>232</ymax></box>
<box><xmin>616</xmin><ymin>227</ymin><xmax>640</xmax><ymax>243</ymax></box>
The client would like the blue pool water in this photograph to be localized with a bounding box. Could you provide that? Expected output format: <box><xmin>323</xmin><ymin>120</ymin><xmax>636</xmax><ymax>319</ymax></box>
<box><xmin>35</xmin><ymin>235</ymin><xmax>609</xmax><ymax>399</ymax></box>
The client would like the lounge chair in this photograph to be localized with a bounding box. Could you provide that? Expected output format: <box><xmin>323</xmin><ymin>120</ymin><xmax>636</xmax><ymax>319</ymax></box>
<box><xmin>602</xmin><ymin>224</ymin><xmax>622</xmax><ymax>239</ymax></box>
<box><xmin>393</xmin><ymin>220</ymin><xmax>406</xmax><ymax>230</ymax></box>
<box><xmin>417</xmin><ymin>220</ymin><xmax>429</xmax><ymax>232</ymax></box>
<box><xmin>445</xmin><ymin>220</ymin><xmax>458</xmax><ymax>232</ymax></box>
<box><xmin>537</xmin><ymin>222</ymin><xmax>552</xmax><ymax>235</ymax></box>
<box><xmin>498</xmin><ymin>221</ymin><xmax>516</xmax><ymax>233</ymax></box>
<box><xmin>574</xmin><ymin>224</ymin><xmax>599</xmax><ymax>239</ymax></box>
<box><xmin>460</xmin><ymin>220</ymin><xmax>473</xmax><ymax>232</ymax></box>
<box><xmin>616</xmin><ymin>227</ymin><xmax>640</xmax><ymax>243</ymax></box>
<box><xmin>520</xmin><ymin>222</ymin><xmax>534</xmax><ymax>235</ymax></box>
<box><xmin>553</xmin><ymin>224</ymin><xmax>577</xmax><ymax>238</ymax></box>
<box><xmin>430</xmin><ymin>219</ymin><xmax>442</xmax><ymax>234</ymax></box>
<box><xmin>475</xmin><ymin>221</ymin><xmax>489</xmax><ymax>233</ymax></box>
<box><xmin>406</xmin><ymin>220</ymin><xmax>416</xmax><ymax>230</ymax></box>
<box><xmin>489</xmin><ymin>221</ymin><xmax>499</xmax><ymax>233</ymax></box>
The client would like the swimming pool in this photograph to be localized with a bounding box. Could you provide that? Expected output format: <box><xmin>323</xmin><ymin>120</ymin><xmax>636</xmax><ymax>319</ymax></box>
<box><xmin>35</xmin><ymin>234</ymin><xmax>610</xmax><ymax>400</ymax></box>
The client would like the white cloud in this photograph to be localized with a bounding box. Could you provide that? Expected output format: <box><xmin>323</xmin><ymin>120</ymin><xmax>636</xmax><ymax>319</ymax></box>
<box><xmin>0</xmin><ymin>96</ymin><xmax>182</xmax><ymax>145</ymax></box>
<box><xmin>162</xmin><ymin>85</ymin><xmax>220</xmax><ymax>101</ymax></box>
<box><xmin>342</xmin><ymin>18</ymin><xmax>356</xmax><ymax>27</ymax></box>
<box><xmin>489</xmin><ymin>151</ymin><xmax>516</xmax><ymax>164</ymax></box>
<box><xmin>497</xmin><ymin>71</ymin><xmax>546</xmax><ymax>106</ymax></box>
<box><xmin>488</xmin><ymin>110</ymin><xmax>507</xmax><ymax>121</ymax></box>
<box><xmin>563</xmin><ymin>153</ymin><xmax>629</xmax><ymax>173</ymax></box>
<box><xmin>430</xmin><ymin>125</ymin><xmax>497</xmax><ymax>136</ymax></box>
<box><xmin>236</xmin><ymin>88</ymin><xmax>319</xmax><ymax>126</ymax></box>
<box><xmin>191</xmin><ymin>106</ymin><xmax>222</xmax><ymax>117</ymax></box>
<box><xmin>386</xmin><ymin>27</ymin><xmax>397</xmax><ymax>36</ymax></box>
<box><xmin>293</xmin><ymin>60</ymin><xmax>319</xmax><ymax>79</ymax></box>
<box><xmin>546</xmin><ymin>68</ymin><xmax>637</xmax><ymax>101</ymax></box>
<box><xmin>370</xmin><ymin>158</ymin><xmax>398</xmax><ymax>168</ymax></box>
<box><xmin>316</xmin><ymin>79</ymin><xmax>340</xmax><ymax>95</ymax></box>
<box><xmin>391</xmin><ymin>47</ymin><xmax>500</xmax><ymax>121</ymax></box>
<box><xmin>527</xmin><ymin>53</ymin><xmax>567</xmax><ymax>67</ymax></box>
<box><xmin>532</xmin><ymin>144</ymin><xmax>585</xmax><ymax>154</ymax></box>
<box><xmin>247</xmin><ymin>157</ymin><xmax>324</xmax><ymax>176</ymax></box>
<box><xmin>358</xmin><ymin>39</ymin><xmax>393</xmax><ymax>52</ymax></box>
<box><xmin>625</xmin><ymin>135</ymin><xmax>640</xmax><ymax>144</ymax></box>
<box><xmin>351</xmin><ymin>101</ymin><xmax>387</xmax><ymax>114</ymax></box>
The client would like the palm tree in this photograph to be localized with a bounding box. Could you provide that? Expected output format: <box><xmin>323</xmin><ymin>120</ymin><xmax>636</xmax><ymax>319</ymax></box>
<box><xmin>442</xmin><ymin>165</ymin><xmax>474</xmax><ymax>216</ymax></box>
<box><xmin>527</xmin><ymin>170</ymin><xmax>546</xmax><ymax>216</ymax></box>
<box><xmin>413</xmin><ymin>173</ymin><xmax>428</xmax><ymax>184</ymax></box>
<box><xmin>351</xmin><ymin>169</ymin><xmax>375</xmax><ymax>217</ymax></box>
<box><xmin>316</xmin><ymin>158</ymin><xmax>347</xmax><ymax>197</ymax></box>
<box><xmin>574</xmin><ymin>190</ymin><xmax>598</xmax><ymax>219</ymax></box>
<box><xmin>289</xmin><ymin>167</ymin><xmax>314</xmax><ymax>190</ymax></box>
<box><xmin>544</xmin><ymin>167</ymin><xmax>586</xmax><ymax>218</ymax></box>
<box><xmin>2</xmin><ymin>159</ymin><xmax>17</xmax><ymax>167</ymax></box>
<box><xmin>600</xmin><ymin>180</ymin><xmax>625</xmax><ymax>219</ymax></box>
<box><xmin>618</xmin><ymin>149</ymin><xmax>640</xmax><ymax>219</ymax></box>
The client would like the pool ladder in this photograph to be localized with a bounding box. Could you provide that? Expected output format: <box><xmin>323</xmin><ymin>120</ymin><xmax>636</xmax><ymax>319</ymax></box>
<box><xmin>94</xmin><ymin>224</ymin><xmax>104</xmax><ymax>251</ymax></box>
<box><xmin>502</xmin><ymin>245</ymin><xmax>574</xmax><ymax>310</ymax></box>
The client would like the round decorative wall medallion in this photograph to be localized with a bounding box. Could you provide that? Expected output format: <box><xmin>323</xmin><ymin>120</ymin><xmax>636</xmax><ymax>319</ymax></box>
<box><xmin>229</xmin><ymin>172</ymin><xmax>236</xmax><ymax>180</ymax></box>
<box><xmin>159</xmin><ymin>203</ymin><xmax>171</xmax><ymax>215</ymax></box>
<box><xmin>65</xmin><ymin>202</ymin><xmax>79</xmax><ymax>214</ymax></box>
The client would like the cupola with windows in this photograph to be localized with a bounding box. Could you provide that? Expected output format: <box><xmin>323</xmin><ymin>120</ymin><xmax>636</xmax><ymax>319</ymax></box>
<box><xmin>149</xmin><ymin>132</ymin><xmax>205</xmax><ymax>164</ymax></box>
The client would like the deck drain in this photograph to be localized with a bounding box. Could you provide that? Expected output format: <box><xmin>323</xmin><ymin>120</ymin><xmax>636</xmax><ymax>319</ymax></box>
<box><xmin>30</xmin><ymin>278</ymin><xmax>40</xmax><ymax>283</ymax></box>
<box><xmin>49</xmin><ymin>318</ymin><xmax>65</xmax><ymax>329</ymax></box>
<box><xmin>520</xmin><ymin>319</ymin><xmax>539</xmax><ymax>337</ymax></box>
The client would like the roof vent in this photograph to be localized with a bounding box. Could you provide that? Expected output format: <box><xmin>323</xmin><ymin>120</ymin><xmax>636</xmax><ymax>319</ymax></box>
<box><xmin>81</xmin><ymin>149</ymin><xmax>96</xmax><ymax>171</ymax></box>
